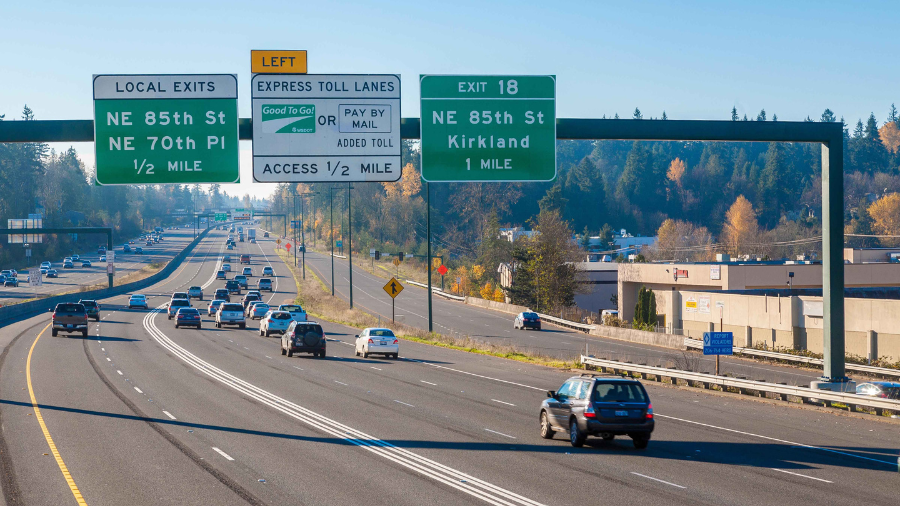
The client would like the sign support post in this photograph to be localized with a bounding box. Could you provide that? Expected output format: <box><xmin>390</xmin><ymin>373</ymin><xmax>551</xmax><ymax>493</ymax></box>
<box><xmin>426</xmin><ymin>182</ymin><xmax>432</xmax><ymax>333</ymax></box>
<box><xmin>348</xmin><ymin>182</ymin><xmax>353</xmax><ymax>309</ymax></box>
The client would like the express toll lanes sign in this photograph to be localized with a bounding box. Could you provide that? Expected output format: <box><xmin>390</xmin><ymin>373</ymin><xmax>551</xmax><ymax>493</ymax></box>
<box><xmin>419</xmin><ymin>75</ymin><xmax>556</xmax><ymax>182</ymax></box>
<box><xmin>251</xmin><ymin>74</ymin><xmax>401</xmax><ymax>183</ymax></box>
<box><xmin>93</xmin><ymin>74</ymin><xmax>240</xmax><ymax>185</ymax></box>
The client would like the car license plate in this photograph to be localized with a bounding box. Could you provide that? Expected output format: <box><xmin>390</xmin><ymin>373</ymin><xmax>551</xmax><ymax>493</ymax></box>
<box><xmin>380</xmin><ymin>341</ymin><xmax>388</xmax><ymax>345</ymax></box>
<box><xmin>615</xmin><ymin>410</ymin><xmax>629</xmax><ymax>417</ymax></box>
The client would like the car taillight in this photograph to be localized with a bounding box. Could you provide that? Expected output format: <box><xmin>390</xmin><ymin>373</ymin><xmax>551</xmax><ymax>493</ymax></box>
<box><xmin>536</xmin><ymin>317</ymin><xmax>541</xmax><ymax>322</ymax></box>
<box><xmin>393</xmin><ymin>339</ymin><xmax>398</xmax><ymax>344</ymax></box>
<box><xmin>646</xmin><ymin>403</ymin><xmax>654</xmax><ymax>419</ymax></box>
<box><xmin>368</xmin><ymin>338</ymin><xmax>374</xmax><ymax>343</ymax></box>
<box><xmin>584</xmin><ymin>403</ymin><xmax>596</xmax><ymax>418</ymax></box>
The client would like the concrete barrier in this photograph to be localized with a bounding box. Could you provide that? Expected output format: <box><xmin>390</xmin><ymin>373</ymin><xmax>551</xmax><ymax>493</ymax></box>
<box><xmin>588</xmin><ymin>325</ymin><xmax>686</xmax><ymax>350</ymax></box>
<box><xmin>463</xmin><ymin>296</ymin><xmax>530</xmax><ymax>315</ymax></box>
<box><xmin>0</xmin><ymin>228</ymin><xmax>210</xmax><ymax>325</ymax></box>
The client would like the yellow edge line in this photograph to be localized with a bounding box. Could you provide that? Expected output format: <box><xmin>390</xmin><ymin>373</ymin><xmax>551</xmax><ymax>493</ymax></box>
<box><xmin>27</xmin><ymin>323</ymin><xmax>88</xmax><ymax>505</ymax></box>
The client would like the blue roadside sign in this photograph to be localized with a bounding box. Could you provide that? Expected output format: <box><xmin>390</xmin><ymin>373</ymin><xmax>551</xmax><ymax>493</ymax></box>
<box><xmin>703</xmin><ymin>332</ymin><xmax>733</xmax><ymax>355</ymax></box>
<box><xmin>290</xmin><ymin>220</ymin><xmax>300</xmax><ymax>229</ymax></box>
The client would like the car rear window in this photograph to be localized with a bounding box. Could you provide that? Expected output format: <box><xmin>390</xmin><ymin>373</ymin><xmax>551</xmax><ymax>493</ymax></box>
<box><xmin>210</xmin><ymin>300</ymin><xmax>223</xmax><ymax>306</ymax></box>
<box><xmin>179</xmin><ymin>308</ymin><xmax>199</xmax><ymax>314</ymax></box>
<box><xmin>592</xmin><ymin>382</ymin><xmax>648</xmax><ymax>403</ymax></box>
<box><xmin>271</xmin><ymin>312</ymin><xmax>291</xmax><ymax>320</ymax></box>
<box><xmin>171</xmin><ymin>300</ymin><xmax>190</xmax><ymax>307</ymax></box>
<box><xmin>294</xmin><ymin>324</ymin><xmax>323</xmax><ymax>336</ymax></box>
<box><xmin>56</xmin><ymin>303</ymin><xmax>85</xmax><ymax>313</ymax></box>
<box><xmin>369</xmin><ymin>329</ymin><xmax>395</xmax><ymax>337</ymax></box>
<box><xmin>80</xmin><ymin>301</ymin><xmax>98</xmax><ymax>308</ymax></box>
<box><xmin>221</xmin><ymin>304</ymin><xmax>244</xmax><ymax>312</ymax></box>
<box><xmin>523</xmin><ymin>312</ymin><xmax>539</xmax><ymax>318</ymax></box>
<box><xmin>259</xmin><ymin>278</ymin><xmax>271</xmax><ymax>283</ymax></box>
<box><xmin>190</xmin><ymin>286</ymin><xmax>201</xmax><ymax>290</ymax></box>
<box><xmin>253</xmin><ymin>304</ymin><xmax>269</xmax><ymax>310</ymax></box>
<box><xmin>280</xmin><ymin>305</ymin><xmax>301</xmax><ymax>312</ymax></box>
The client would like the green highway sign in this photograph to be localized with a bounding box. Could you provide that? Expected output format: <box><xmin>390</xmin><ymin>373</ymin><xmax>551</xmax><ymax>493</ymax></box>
<box><xmin>419</xmin><ymin>75</ymin><xmax>556</xmax><ymax>182</ymax></box>
<box><xmin>93</xmin><ymin>74</ymin><xmax>240</xmax><ymax>185</ymax></box>
<box><xmin>214</xmin><ymin>213</ymin><xmax>227</xmax><ymax>222</ymax></box>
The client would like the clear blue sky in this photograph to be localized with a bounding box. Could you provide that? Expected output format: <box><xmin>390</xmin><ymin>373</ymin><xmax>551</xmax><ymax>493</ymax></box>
<box><xmin>2</xmin><ymin>0</ymin><xmax>898</xmax><ymax>197</ymax></box>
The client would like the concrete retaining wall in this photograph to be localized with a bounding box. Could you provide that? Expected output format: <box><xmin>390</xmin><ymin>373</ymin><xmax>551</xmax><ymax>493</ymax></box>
<box><xmin>588</xmin><ymin>325</ymin><xmax>686</xmax><ymax>350</ymax></box>
<box><xmin>0</xmin><ymin>228</ymin><xmax>209</xmax><ymax>325</ymax></box>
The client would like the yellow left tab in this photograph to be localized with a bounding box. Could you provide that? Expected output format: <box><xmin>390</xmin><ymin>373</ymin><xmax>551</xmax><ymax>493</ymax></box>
<box><xmin>251</xmin><ymin>50</ymin><xmax>308</xmax><ymax>74</ymax></box>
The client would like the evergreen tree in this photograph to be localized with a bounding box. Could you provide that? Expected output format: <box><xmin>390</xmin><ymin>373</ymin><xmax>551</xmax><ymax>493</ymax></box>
<box><xmin>821</xmin><ymin>109</ymin><xmax>836</xmax><ymax>123</ymax></box>
<box><xmin>661</xmin><ymin>111</ymin><xmax>668</xmax><ymax>120</ymax></box>
<box><xmin>633</xmin><ymin>108</ymin><xmax>643</xmax><ymax>120</ymax></box>
<box><xmin>888</xmin><ymin>103</ymin><xmax>898</xmax><ymax>125</ymax></box>
<box><xmin>756</xmin><ymin>109</ymin><xmax>767</xmax><ymax>121</ymax></box>
<box><xmin>731</xmin><ymin>107</ymin><xmax>739</xmax><ymax>121</ymax></box>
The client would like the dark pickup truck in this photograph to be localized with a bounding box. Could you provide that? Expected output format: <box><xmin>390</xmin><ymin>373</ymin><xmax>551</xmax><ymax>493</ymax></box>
<box><xmin>51</xmin><ymin>303</ymin><xmax>89</xmax><ymax>337</ymax></box>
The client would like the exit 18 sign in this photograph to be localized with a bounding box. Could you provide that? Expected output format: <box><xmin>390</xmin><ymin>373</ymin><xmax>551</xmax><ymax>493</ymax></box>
<box><xmin>93</xmin><ymin>74</ymin><xmax>240</xmax><ymax>185</ymax></box>
<box><xmin>419</xmin><ymin>75</ymin><xmax>556</xmax><ymax>182</ymax></box>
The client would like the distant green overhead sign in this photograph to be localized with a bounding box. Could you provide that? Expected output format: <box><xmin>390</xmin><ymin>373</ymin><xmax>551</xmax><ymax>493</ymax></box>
<box><xmin>93</xmin><ymin>74</ymin><xmax>240</xmax><ymax>185</ymax></box>
<box><xmin>215</xmin><ymin>213</ymin><xmax>227</xmax><ymax>222</ymax></box>
<box><xmin>419</xmin><ymin>75</ymin><xmax>556</xmax><ymax>182</ymax></box>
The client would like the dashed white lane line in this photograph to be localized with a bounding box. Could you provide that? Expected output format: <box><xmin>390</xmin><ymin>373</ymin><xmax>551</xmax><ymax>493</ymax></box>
<box><xmin>658</xmin><ymin>414</ymin><xmax>897</xmax><ymax>466</ymax></box>
<box><xmin>265</xmin><ymin>356</ymin><xmax>273</xmax><ymax>359</ymax></box>
<box><xmin>106</xmin><ymin>358</ymin><xmax>111</xmax><ymax>362</ymax></box>
<box><xmin>212</xmin><ymin>447</ymin><xmax>235</xmax><ymax>461</ymax></box>
<box><xmin>630</xmin><ymin>472</ymin><xmax>685</xmax><ymax>489</ymax></box>
<box><xmin>420</xmin><ymin>380</ymin><xmax>437</xmax><ymax>386</ymax></box>
<box><xmin>484</xmin><ymin>429</ymin><xmax>516</xmax><ymax>439</ymax></box>
<box><xmin>134</xmin><ymin>387</ymin><xmax>143</xmax><ymax>394</ymax></box>
<box><xmin>334</xmin><ymin>380</ymin><xmax>348</xmax><ymax>386</ymax></box>
<box><xmin>394</xmin><ymin>400</ymin><xmax>415</xmax><ymax>407</ymax></box>
<box><xmin>101</xmin><ymin>348</ymin><xmax>105</xmax><ymax>351</ymax></box>
<box><xmin>491</xmin><ymin>399</ymin><xmax>516</xmax><ymax>407</ymax></box>
<box><xmin>771</xmin><ymin>469</ymin><xmax>833</xmax><ymax>483</ymax></box>
<box><xmin>162</xmin><ymin>411</ymin><xmax>177</xmax><ymax>420</ymax></box>
<box><xmin>404</xmin><ymin>358</ymin><xmax>545</xmax><ymax>392</ymax></box>
<box><xmin>116</xmin><ymin>370</ymin><xmax>123</xmax><ymax>375</ymax></box>
<box><xmin>370</xmin><ymin>366</ymin><xmax>382</xmax><ymax>371</ymax></box>
<box><xmin>293</xmin><ymin>366</ymin><xmax>303</xmax><ymax>371</ymax></box>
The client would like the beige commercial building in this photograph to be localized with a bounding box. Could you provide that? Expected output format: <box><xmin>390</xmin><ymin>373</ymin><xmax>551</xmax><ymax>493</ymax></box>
<box><xmin>617</xmin><ymin>249</ymin><xmax>900</xmax><ymax>361</ymax></box>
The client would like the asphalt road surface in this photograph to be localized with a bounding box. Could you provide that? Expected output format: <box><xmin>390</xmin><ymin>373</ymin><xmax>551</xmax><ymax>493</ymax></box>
<box><xmin>299</xmin><ymin>248</ymin><xmax>838</xmax><ymax>387</ymax></box>
<box><xmin>0</xmin><ymin>227</ymin><xmax>197</xmax><ymax>306</ymax></box>
<box><xmin>1</xmin><ymin>228</ymin><xmax>896</xmax><ymax>506</ymax></box>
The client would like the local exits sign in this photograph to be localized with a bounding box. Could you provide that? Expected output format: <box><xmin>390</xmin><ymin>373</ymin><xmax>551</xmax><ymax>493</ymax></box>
<box><xmin>93</xmin><ymin>74</ymin><xmax>240</xmax><ymax>185</ymax></box>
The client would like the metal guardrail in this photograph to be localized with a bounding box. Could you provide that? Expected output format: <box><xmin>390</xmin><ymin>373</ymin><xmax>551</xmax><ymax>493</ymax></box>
<box><xmin>581</xmin><ymin>355</ymin><xmax>900</xmax><ymax>413</ymax></box>
<box><xmin>683</xmin><ymin>337</ymin><xmax>900</xmax><ymax>379</ymax></box>
<box><xmin>536</xmin><ymin>313</ymin><xmax>595</xmax><ymax>332</ymax></box>
<box><xmin>404</xmin><ymin>279</ymin><xmax>466</xmax><ymax>301</ymax></box>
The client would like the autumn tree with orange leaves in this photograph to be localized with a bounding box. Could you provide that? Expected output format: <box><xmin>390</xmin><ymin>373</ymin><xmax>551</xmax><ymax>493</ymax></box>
<box><xmin>721</xmin><ymin>195</ymin><xmax>760</xmax><ymax>256</ymax></box>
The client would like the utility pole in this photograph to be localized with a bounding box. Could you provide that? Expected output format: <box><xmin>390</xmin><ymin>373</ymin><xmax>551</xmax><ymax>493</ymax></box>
<box><xmin>426</xmin><ymin>182</ymin><xmax>433</xmax><ymax>333</ymax></box>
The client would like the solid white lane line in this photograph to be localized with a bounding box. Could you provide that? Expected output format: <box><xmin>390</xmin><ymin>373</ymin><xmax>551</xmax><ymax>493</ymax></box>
<box><xmin>162</xmin><ymin>411</ymin><xmax>177</xmax><ymax>420</ymax></box>
<box><xmin>144</xmin><ymin>308</ymin><xmax>545</xmax><ymax>506</ymax></box>
<box><xmin>420</xmin><ymin>380</ymin><xmax>437</xmax><ymax>386</ymax></box>
<box><xmin>630</xmin><ymin>472</ymin><xmax>686</xmax><ymax>489</ymax></box>
<box><xmin>394</xmin><ymin>400</ymin><xmax>415</xmax><ymax>407</ymax></box>
<box><xmin>334</xmin><ymin>381</ymin><xmax>348</xmax><ymax>386</ymax></box>
<box><xmin>116</xmin><ymin>370</ymin><xmax>123</xmax><ymax>375</ymax></box>
<box><xmin>484</xmin><ymin>429</ymin><xmax>516</xmax><ymax>439</ymax></box>
<box><xmin>771</xmin><ymin>468</ymin><xmax>833</xmax><ymax>483</ymax></box>
<box><xmin>212</xmin><ymin>447</ymin><xmax>235</xmax><ymax>461</ymax></box>
<box><xmin>491</xmin><ymin>399</ymin><xmax>516</xmax><ymax>407</ymax></box>
<box><xmin>134</xmin><ymin>387</ymin><xmax>143</xmax><ymax>394</ymax></box>
<box><xmin>657</xmin><ymin>414</ymin><xmax>897</xmax><ymax>466</ymax></box>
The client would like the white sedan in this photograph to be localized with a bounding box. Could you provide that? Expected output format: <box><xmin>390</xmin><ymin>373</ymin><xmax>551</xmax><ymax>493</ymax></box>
<box><xmin>128</xmin><ymin>294</ymin><xmax>149</xmax><ymax>309</ymax></box>
<box><xmin>355</xmin><ymin>328</ymin><xmax>399</xmax><ymax>359</ymax></box>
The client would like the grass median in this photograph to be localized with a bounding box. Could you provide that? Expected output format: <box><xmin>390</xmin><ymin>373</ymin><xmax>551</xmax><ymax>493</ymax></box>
<box><xmin>275</xmin><ymin>248</ymin><xmax>577</xmax><ymax>369</ymax></box>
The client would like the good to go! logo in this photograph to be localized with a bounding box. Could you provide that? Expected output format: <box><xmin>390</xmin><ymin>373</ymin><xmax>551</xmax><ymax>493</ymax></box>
<box><xmin>261</xmin><ymin>104</ymin><xmax>316</xmax><ymax>133</ymax></box>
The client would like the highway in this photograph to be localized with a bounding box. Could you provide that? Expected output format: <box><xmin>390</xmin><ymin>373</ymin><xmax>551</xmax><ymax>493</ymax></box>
<box><xmin>0</xmin><ymin>227</ymin><xmax>197</xmax><ymax>306</ymax></box>
<box><xmin>301</xmin><ymin>250</ymin><xmax>837</xmax><ymax>387</ymax></box>
<box><xmin>1</xmin><ymin>228</ymin><xmax>896</xmax><ymax>506</ymax></box>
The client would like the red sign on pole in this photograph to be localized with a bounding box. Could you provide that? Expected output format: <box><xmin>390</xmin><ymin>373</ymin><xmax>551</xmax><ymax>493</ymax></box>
<box><xmin>437</xmin><ymin>265</ymin><xmax>448</xmax><ymax>276</ymax></box>
<box><xmin>285</xmin><ymin>243</ymin><xmax>292</xmax><ymax>251</ymax></box>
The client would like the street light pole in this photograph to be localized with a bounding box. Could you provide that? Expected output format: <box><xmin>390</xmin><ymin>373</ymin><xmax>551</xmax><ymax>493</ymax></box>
<box><xmin>330</xmin><ymin>187</ymin><xmax>335</xmax><ymax>297</ymax></box>
<box><xmin>348</xmin><ymin>182</ymin><xmax>353</xmax><ymax>309</ymax></box>
<box><xmin>426</xmin><ymin>182</ymin><xmax>433</xmax><ymax>333</ymax></box>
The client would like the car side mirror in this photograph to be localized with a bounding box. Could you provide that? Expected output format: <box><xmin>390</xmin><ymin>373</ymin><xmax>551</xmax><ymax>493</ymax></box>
<box><xmin>48</xmin><ymin>308</ymin><xmax>53</xmax><ymax>312</ymax></box>
<box><xmin>354</xmin><ymin>335</ymin><xmax>359</xmax><ymax>338</ymax></box>
<box><xmin>547</xmin><ymin>390</ymin><xmax>556</xmax><ymax>399</ymax></box>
